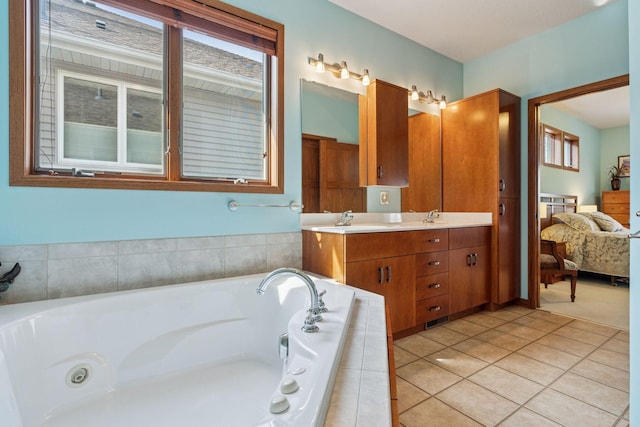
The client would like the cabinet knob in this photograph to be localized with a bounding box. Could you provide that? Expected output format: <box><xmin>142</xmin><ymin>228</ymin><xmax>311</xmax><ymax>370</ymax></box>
<box><xmin>428</xmin><ymin>238</ymin><xmax>440</xmax><ymax>243</ymax></box>
<box><xmin>429</xmin><ymin>305</ymin><xmax>441</xmax><ymax>312</ymax></box>
<box><xmin>378</xmin><ymin>267</ymin><xmax>384</xmax><ymax>284</ymax></box>
<box><xmin>499</xmin><ymin>179</ymin><xmax>506</xmax><ymax>192</ymax></box>
<box><xmin>386</xmin><ymin>266</ymin><xmax>392</xmax><ymax>282</ymax></box>
<box><xmin>377</xmin><ymin>165</ymin><xmax>383</xmax><ymax>179</ymax></box>
<box><xmin>428</xmin><ymin>261</ymin><xmax>441</xmax><ymax>266</ymax></box>
<box><xmin>428</xmin><ymin>283</ymin><xmax>441</xmax><ymax>289</ymax></box>
<box><xmin>499</xmin><ymin>203</ymin><xmax>506</xmax><ymax>216</ymax></box>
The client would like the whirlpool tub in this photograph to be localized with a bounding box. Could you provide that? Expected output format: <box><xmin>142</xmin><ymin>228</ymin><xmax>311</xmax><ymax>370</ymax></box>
<box><xmin>0</xmin><ymin>272</ymin><xmax>355</xmax><ymax>427</ymax></box>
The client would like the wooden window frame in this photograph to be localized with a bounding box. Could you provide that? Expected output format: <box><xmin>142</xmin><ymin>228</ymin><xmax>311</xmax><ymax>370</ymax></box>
<box><xmin>540</xmin><ymin>123</ymin><xmax>580</xmax><ymax>172</ymax></box>
<box><xmin>9</xmin><ymin>0</ymin><xmax>284</xmax><ymax>194</ymax></box>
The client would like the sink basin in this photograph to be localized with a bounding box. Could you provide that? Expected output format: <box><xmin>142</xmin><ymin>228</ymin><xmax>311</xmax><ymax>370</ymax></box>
<box><xmin>309</xmin><ymin>225</ymin><xmax>398</xmax><ymax>233</ymax></box>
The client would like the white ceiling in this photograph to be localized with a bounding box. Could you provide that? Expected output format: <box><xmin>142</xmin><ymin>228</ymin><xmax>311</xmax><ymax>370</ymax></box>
<box><xmin>328</xmin><ymin>0</ymin><xmax>628</xmax><ymax>129</ymax></box>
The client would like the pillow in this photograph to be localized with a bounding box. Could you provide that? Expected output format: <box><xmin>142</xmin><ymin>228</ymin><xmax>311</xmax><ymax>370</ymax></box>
<box><xmin>579</xmin><ymin>211</ymin><xmax>625</xmax><ymax>232</ymax></box>
<box><xmin>552</xmin><ymin>212</ymin><xmax>599</xmax><ymax>232</ymax></box>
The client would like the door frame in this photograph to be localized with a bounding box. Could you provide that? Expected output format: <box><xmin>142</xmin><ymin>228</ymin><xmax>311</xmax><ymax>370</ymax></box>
<box><xmin>527</xmin><ymin>74</ymin><xmax>630</xmax><ymax>308</ymax></box>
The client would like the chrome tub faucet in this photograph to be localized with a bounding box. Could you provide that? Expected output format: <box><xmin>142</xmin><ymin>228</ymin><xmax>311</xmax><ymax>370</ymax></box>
<box><xmin>257</xmin><ymin>268</ymin><xmax>324</xmax><ymax>333</ymax></box>
<box><xmin>335</xmin><ymin>210</ymin><xmax>354</xmax><ymax>226</ymax></box>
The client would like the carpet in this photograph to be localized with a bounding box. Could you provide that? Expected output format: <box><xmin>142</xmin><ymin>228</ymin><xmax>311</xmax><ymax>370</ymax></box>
<box><xmin>539</xmin><ymin>274</ymin><xmax>629</xmax><ymax>331</ymax></box>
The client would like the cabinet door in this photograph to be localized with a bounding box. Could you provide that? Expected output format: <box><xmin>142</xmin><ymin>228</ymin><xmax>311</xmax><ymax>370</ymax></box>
<box><xmin>497</xmin><ymin>197</ymin><xmax>520</xmax><ymax>303</ymax></box>
<box><xmin>449</xmin><ymin>246</ymin><xmax>489</xmax><ymax>313</ymax></box>
<box><xmin>346</xmin><ymin>255</ymin><xmax>415</xmax><ymax>333</ymax></box>
<box><xmin>359</xmin><ymin>80</ymin><xmax>408</xmax><ymax>187</ymax></box>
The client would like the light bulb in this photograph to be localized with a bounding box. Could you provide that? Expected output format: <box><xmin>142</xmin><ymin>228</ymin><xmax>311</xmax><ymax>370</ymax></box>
<box><xmin>340</xmin><ymin>61</ymin><xmax>349</xmax><ymax>79</ymax></box>
<box><xmin>439</xmin><ymin>95</ymin><xmax>447</xmax><ymax>109</ymax></box>
<box><xmin>315</xmin><ymin>53</ymin><xmax>325</xmax><ymax>73</ymax></box>
<box><xmin>362</xmin><ymin>69</ymin><xmax>370</xmax><ymax>86</ymax></box>
<box><xmin>410</xmin><ymin>85</ymin><xmax>419</xmax><ymax>101</ymax></box>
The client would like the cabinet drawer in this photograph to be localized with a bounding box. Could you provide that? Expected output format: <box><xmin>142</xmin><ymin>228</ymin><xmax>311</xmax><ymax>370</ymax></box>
<box><xmin>602</xmin><ymin>191</ymin><xmax>629</xmax><ymax>204</ymax></box>
<box><xmin>416</xmin><ymin>251</ymin><xmax>449</xmax><ymax>276</ymax></box>
<box><xmin>416</xmin><ymin>273</ymin><xmax>449</xmax><ymax>300</ymax></box>
<box><xmin>413</xmin><ymin>229</ymin><xmax>448</xmax><ymax>253</ymax></box>
<box><xmin>603</xmin><ymin>203</ymin><xmax>629</xmax><ymax>214</ymax></box>
<box><xmin>449</xmin><ymin>226</ymin><xmax>491</xmax><ymax>249</ymax></box>
<box><xmin>416</xmin><ymin>294</ymin><xmax>449</xmax><ymax>323</ymax></box>
<box><xmin>345</xmin><ymin>232</ymin><xmax>414</xmax><ymax>261</ymax></box>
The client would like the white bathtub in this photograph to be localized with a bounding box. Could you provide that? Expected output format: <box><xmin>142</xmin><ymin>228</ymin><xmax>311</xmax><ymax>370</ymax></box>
<box><xmin>0</xmin><ymin>272</ymin><xmax>355</xmax><ymax>427</ymax></box>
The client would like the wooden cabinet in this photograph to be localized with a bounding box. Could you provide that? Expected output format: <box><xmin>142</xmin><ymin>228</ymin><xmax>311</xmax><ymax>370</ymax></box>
<box><xmin>448</xmin><ymin>227</ymin><xmax>491</xmax><ymax>314</ymax></box>
<box><xmin>414</xmin><ymin>229</ymin><xmax>449</xmax><ymax>324</ymax></box>
<box><xmin>359</xmin><ymin>80</ymin><xmax>409</xmax><ymax>187</ymax></box>
<box><xmin>402</xmin><ymin>112</ymin><xmax>441</xmax><ymax>212</ymax></box>
<box><xmin>602</xmin><ymin>190</ymin><xmax>630</xmax><ymax>227</ymax></box>
<box><xmin>442</xmin><ymin>89</ymin><xmax>520</xmax><ymax>307</ymax></box>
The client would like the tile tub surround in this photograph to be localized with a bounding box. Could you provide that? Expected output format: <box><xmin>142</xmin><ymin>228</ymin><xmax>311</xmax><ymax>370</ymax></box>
<box><xmin>395</xmin><ymin>307</ymin><xmax>630</xmax><ymax>427</ymax></box>
<box><xmin>0</xmin><ymin>232</ymin><xmax>301</xmax><ymax>304</ymax></box>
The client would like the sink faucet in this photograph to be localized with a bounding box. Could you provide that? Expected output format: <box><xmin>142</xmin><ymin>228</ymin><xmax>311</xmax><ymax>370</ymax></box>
<box><xmin>257</xmin><ymin>268</ymin><xmax>322</xmax><ymax>333</ymax></box>
<box><xmin>423</xmin><ymin>209</ymin><xmax>440</xmax><ymax>223</ymax></box>
<box><xmin>335</xmin><ymin>210</ymin><xmax>354</xmax><ymax>226</ymax></box>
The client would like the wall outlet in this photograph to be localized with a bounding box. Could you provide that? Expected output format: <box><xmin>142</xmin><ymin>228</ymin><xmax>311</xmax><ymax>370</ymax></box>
<box><xmin>379</xmin><ymin>191</ymin><xmax>390</xmax><ymax>205</ymax></box>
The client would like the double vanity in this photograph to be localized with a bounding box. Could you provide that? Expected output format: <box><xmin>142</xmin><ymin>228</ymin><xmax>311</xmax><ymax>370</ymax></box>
<box><xmin>301</xmin><ymin>212</ymin><xmax>493</xmax><ymax>337</ymax></box>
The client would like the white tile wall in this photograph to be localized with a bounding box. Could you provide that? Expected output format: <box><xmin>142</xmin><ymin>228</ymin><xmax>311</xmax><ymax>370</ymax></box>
<box><xmin>0</xmin><ymin>232</ymin><xmax>302</xmax><ymax>305</ymax></box>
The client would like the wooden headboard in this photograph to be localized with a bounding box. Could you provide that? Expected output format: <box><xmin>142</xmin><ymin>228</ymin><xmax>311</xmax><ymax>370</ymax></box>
<box><xmin>540</xmin><ymin>193</ymin><xmax>578</xmax><ymax>230</ymax></box>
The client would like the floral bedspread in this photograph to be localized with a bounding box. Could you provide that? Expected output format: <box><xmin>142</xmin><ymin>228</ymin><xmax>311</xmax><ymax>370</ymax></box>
<box><xmin>541</xmin><ymin>223</ymin><xmax>629</xmax><ymax>277</ymax></box>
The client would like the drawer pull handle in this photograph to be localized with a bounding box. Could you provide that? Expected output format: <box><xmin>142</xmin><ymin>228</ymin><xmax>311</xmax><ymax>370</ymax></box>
<box><xmin>429</xmin><ymin>306</ymin><xmax>441</xmax><ymax>312</ymax></box>
<box><xmin>428</xmin><ymin>261</ymin><xmax>441</xmax><ymax>266</ymax></box>
<box><xmin>428</xmin><ymin>238</ymin><xmax>440</xmax><ymax>243</ymax></box>
<box><xmin>378</xmin><ymin>267</ymin><xmax>384</xmax><ymax>284</ymax></box>
<box><xmin>428</xmin><ymin>283</ymin><xmax>441</xmax><ymax>289</ymax></box>
<box><xmin>386</xmin><ymin>266</ymin><xmax>392</xmax><ymax>282</ymax></box>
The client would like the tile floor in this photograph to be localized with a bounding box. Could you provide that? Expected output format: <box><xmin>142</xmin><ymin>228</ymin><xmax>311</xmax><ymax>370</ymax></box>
<box><xmin>394</xmin><ymin>305</ymin><xmax>630</xmax><ymax>427</ymax></box>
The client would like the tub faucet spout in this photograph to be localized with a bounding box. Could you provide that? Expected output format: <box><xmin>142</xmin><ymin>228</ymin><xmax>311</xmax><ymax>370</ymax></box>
<box><xmin>257</xmin><ymin>268</ymin><xmax>322</xmax><ymax>333</ymax></box>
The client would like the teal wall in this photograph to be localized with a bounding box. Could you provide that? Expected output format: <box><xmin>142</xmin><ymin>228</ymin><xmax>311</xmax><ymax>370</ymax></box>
<box><xmin>601</xmin><ymin>126</ymin><xmax>631</xmax><ymax>192</ymax></box>
<box><xmin>0</xmin><ymin>0</ymin><xmax>462</xmax><ymax>245</ymax></box>
<box><xmin>539</xmin><ymin>105</ymin><xmax>602</xmax><ymax>206</ymax></box>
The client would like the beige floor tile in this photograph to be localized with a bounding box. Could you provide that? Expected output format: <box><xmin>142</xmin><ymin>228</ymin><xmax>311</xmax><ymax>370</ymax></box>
<box><xmin>501</xmin><ymin>305</ymin><xmax>534</xmax><ymax>315</ymax></box>
<box><xmin>550</xmin><ymin>372</ymin><xmax>629</xmax><ymax>416</ymax></box>
<box><xmin>396</xmin><ymin>376</ymin><xmax>429</xmax><ymax>413</ymax></box>
<box><xmin>536</xmin><ymin>333</ymin><xmax>597</xmax><ymax>357</ymax></box>
<box><xmin>570</xmin><ymin>359</ymin><xmax>629</xmax><ymax>392</ymax></box>
<box><xmin>500</xmin><ymin>407</ymin><xmax>562</xmax><ymax>426</ymax></box>
<box><xmin>418</xmin><ymin>324</ymin><xmax>469</xmax><ymax>346</ymax></box>
<box><xmin>468</xmin><ymin>365</ymin><xmax>544</xmax><ymax>405</ymax></box>
<box><xmin>553</xmin><ymin>324</ymin><xmax>611</xmax><ymax>346</ymax></box>
<box><xmin>525</xmin><ymin>388</ymin><xmax>618</xmax><ymax>427</ymax></box>
<box><xmin>424</xmin><ymin>348</ymin><xmax>488</xmax><ymax>377</ymax></box>
<box><xmin>485</xmin><ymin>309</ymin><xmax>525</xmax><ymax>322</ymax></box>
<box><xmin>437</xmin><ymin>380</ymin><xmax>519</xmax><ymax>425</ymax></box>
<box><xmin>568</xmin><ymin>319</ymin><xmax>620</xmax><ymax>337</ymax></box>
<box><xmin>623</xmin><ymin>407</ymin><xmax>629</xmax><ymax>419</ymax></box>
<box><xmin>614</xmin><ymin>330</ymin><xmax>629</xmax><ymax>342</ymax></box>
<box><xmin>600</xmin><ymin>337</ymin><xmax>629</xmax><ymax>355</ymax></box>
<box><xmin>495</xmin><ymin>353</ymin><xmax>564</xmax><ymax>386</ymax></box>
<box><xmin>474</xmin><ymin>329</ymin><xmax>530</xmax><ymax>351</ymax></box>
<box><xmin>394</xmin><ymin>334</ymin><xmax>446</xmax><ymax>357</ymax></box>
<box><xmin>614</xmin><ymin>419</ymin><xmax>630</xmax><ymax>427</ymax></box>
<box><xmin>393</xmin><ymin>345</ymin><xmax>420</xmax><ymax>368</ymax></box>
<box><xmin>442</xmin><ymin>319</ymin><xmax>489</xmax><ymax>337</ymax></box>
<box><xmin>517</xmin><ymin>342</ymin><xmax>581</xmax><ymax>370</ymax></box>
<box><xmin>512</xmin><ymin>315</ymin><xmax>564</xmax><ymax>333</ymax></box>
<box><xmin>495</xmin><ymin>322</ymin><xmax>548</xmax><ymax>341</ymax></box>
<box><xmin>399</xmin><ymin>397</ymin><xmax>481</xmax><ymax>427</ymax></box>
<box><xmin>461</xmin><ymin>311</ymin><xmax>507</xmax><ymax>328</ymax></box>
<box><xmin>588</xmin><ymin>348</ymin><xmax>630</xmax><ymax>372</ymax></box>
<box><xmin>529</xmin><ymin>310</ymin><xmax>574</xmax><ymax>325</ymax></box>
<box><xmin>453</xmin><ymin>338</ymin><xmax>511</xmax><ymax>363</ymax></box>
<box><xmin>396</xmin><ymin>359</ymin><xmax>462</xmax><ymax>395</ymax></box>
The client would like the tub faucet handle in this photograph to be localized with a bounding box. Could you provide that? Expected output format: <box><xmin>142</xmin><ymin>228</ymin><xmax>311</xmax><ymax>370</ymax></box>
<box><xmin>302</xmin><ymin>309</ymin><xmax>320</xmax><ymax>333</ymax></box>
<box><xmin>318</xmin><ymin>290</ymin><xmax>328</xmax><ymax>313</ymax></box>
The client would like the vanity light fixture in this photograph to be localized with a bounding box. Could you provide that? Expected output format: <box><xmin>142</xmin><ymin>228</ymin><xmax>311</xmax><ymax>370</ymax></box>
<box><xmin>340</xmin><ymin>61</ymin><xmax>349</xmax><ymax>79</ymax></box>
<box><xmin>408</xmin><ymin>87</ymin><xmax>447</xmax><ymax>109</ymax></box>
<box><xmin>307</xmin><ymin>53</ymin><xmax>371</xmax><ymax>86</ymax></box>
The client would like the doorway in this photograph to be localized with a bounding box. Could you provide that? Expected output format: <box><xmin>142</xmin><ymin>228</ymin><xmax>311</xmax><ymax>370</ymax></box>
<box><xmin>527</xmin><ymin>74</ymin><xmax>630</xmax><ymax>309</ymax></box>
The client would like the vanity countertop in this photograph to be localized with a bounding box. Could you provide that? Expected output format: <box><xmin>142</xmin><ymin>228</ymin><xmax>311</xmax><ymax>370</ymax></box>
<box><xmin>301</xmin><ymin>212</ymin><xmax>492</xmax><ymax>234</ymax></box>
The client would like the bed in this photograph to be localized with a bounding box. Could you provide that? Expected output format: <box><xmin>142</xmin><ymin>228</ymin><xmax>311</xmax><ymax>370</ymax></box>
<box><xmin>540</xmin><ymin>193</ymin><xmax>630</xmax><ymax>281</ymax></box>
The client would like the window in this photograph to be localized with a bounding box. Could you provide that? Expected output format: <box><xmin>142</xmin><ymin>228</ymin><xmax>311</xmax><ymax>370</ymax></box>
<box><xmin>541</xmin><ymin>124</ymin><xmax>580</xmax><ymax>172</ymax></box>
<box><xmin>10</xmin><ymin>0</ymin><xmax>284</xmax><ymax>193</ymax></box>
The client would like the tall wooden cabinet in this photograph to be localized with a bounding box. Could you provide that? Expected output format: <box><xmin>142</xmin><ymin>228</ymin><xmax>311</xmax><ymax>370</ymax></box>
<box><xmin>359</xmin><ymin>80</ymin><xmax>409</xmax><ymax>187</ymax></box>
<box><xmin>442</xmin><ymin>89</ymin><xmax>521</xmax><ymax>307</ymax></box>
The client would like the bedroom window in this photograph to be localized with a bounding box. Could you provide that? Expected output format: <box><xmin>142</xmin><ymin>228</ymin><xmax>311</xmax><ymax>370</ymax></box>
<box><xmin>541</xmin><ymin>124</ymin><xmax>580</xmax><ymax>172</ymax></box>
<box><xmin>9</xmin><ymin>0</ymin><xmax>284</xmax><ymax>193</ymax></box>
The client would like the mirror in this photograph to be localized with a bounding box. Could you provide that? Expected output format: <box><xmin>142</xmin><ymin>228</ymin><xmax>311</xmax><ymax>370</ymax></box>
<box><xmin>301</xmin><ymin>79</ymin><xmax>442</xmax><ymax>213</ymax></box>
